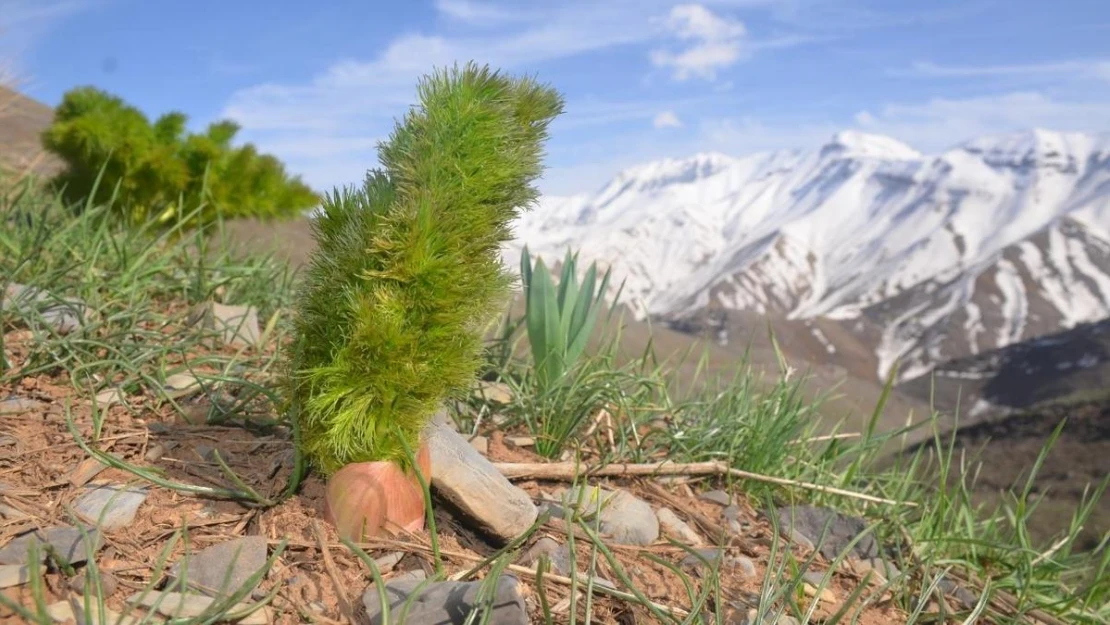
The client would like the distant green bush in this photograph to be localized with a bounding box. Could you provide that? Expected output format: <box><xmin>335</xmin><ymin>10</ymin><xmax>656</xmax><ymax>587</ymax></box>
<box><xmin>41</xmin><ymin>86</ymin><xmax>319</xmax><ymax>227</ymax></box>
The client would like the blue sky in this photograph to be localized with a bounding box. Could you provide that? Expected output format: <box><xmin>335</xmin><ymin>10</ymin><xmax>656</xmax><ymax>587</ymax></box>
<box><xmin>3</xmin><ymin>0</ymin><xmax>1109</xmax><ymax>196</ymax></box>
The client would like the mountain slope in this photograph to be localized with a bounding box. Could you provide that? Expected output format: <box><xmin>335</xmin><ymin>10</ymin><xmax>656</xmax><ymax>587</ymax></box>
<box><xmin>509</xmin><ymin>129</ymin><xmax>1110</xmax><ymax>383</ymax></box>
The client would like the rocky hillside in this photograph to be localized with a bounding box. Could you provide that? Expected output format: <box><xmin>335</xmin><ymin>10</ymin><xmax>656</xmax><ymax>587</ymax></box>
<box><xmin>508</xmin><ymin>130</ymin><xmax>1110</xmax><ymax>385</ymax></box>
<box><xmin>0</xmin><ymin>84</ymin><xmax>61</xmax><ymax>176</ymax></box>
<box><xmin>899</xmin><ymin>317</ymin><xmax>1110</xmax><ymax>417</ymax></box>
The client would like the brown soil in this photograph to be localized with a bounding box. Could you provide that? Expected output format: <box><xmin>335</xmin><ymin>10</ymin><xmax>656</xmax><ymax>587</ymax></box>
<box><xmin>1</xmin><ymin>324</ymin><xmax>911</xmax><ymax>624</ymax></box>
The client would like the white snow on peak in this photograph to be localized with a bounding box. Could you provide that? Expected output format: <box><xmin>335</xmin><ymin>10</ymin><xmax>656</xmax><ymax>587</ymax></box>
<box><xmin>507</xmin><ymin>128</ymin><xmax>1110</xmax><ymax>380</ymax></box>
<box><xmin>822</xmin><ymin>130</ymin><xmax>921</xmax><ymax>161</ymax></box>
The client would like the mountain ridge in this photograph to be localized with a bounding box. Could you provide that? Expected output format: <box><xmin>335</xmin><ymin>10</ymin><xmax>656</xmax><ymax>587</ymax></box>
<box><xmin>509</xmin><ymin>128</ymin><xmax>1110</xmax><ymax>385</ymax></box>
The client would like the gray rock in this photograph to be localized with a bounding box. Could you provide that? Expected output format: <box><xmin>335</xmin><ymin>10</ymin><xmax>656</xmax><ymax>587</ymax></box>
<box><xmin>0</xmin><ymin>563</ymin><xmax>42</xmax><ymax>589</ymax></box>
<box><xmin>68</xmin><ymin>570</ymin><xmax>119</xmax><ymax>596</ymax></box>
<box><xmin>362</xmin><ymin>576</ymin><xmax>528</xmax><ymax>625</ymax></box>
<box><xmin>856</xmin><ymin>557</ymin><xmax>901</xmax><ymax>584</ymax></box>
<box><xmin>188</xmin><ymin>302</ymin><xmax>261</xmax><ymax>347</ymax></box>
<box><xmin>0</xmin><ymin>503</ymin><xmax>28</xmax><ymax>520</ymax></box>
<box><xmin>47</xmin><ymin>598</ymin><xmax>141</xmax><ymax>625</ymax></box>
<box><xmin>775</xmin><ymin>506</ymin><xmax>879</xmax><ymax>561</ymax></box>
<box><xmin>167</xmin><ymin>536</ymin><xmax>268</xmax><ymax>598</ymax></box>
<box><xmin>680</xmin><ymin>549</ymin><xmax>758</xmax><ymax>580</ymax></box>
<box><xmin>0</xmin><ymin>396</ymin><xmax>41</xmax><ymax>415</ymax></box>
<box><xmin>565</xmin><ymin>486</ymin><xmax>659</xmax><ymax>546</ymax></box>
<box><xmin>699</xmin><ymin>490</ymin><xmax>731</xmax><ymax>506</ymax></box>
<box><xmin>74</xmin><ymin>483</ymin><xmax>148</xmax><ymax>530</ymax></box>
<box><xmin>0</xmin><ymin>526</ymin><xmax>102</xmax><ymax>566</ymax></box>
<box><xmin>425</xmin><ymin>421</ymin><xmax>538</xmax><ymax>544</ymax></box>
<box><xmin>517</xmin><ymin>537</ymin><xmax>572</xmax><ymax>576</ymax></box>
<box><xmin>127</xmin><ymin>591</ymin><xmax>270</xmax><ymax>624</ymax></box>
<box><xmin>3</xmin><ymin>283</ymin><xmax>85</xmax><ymax>333</ymax></box>
<box><xmin>732</xmin><ymin>555</ymin><xmax>757</xmax><ymax>579</ymax></box>
<box><xmin>537</xmin><ymin>499</ymin><xmax>567</xmax><ymax>520</ymax></box>
<box><xmin>938</xmin><ymin>576</ymin><xmax>979</xmax><ymax>609</ymax></box>
<box><xmin>374</xmin><ymin>551</ymin><xmax>405</xmax><ymax>572</ymax></box>
<box><xmin>391</xmin><ymin>569</ymin><xmax>428</xmax><ymax>583</ymax></box>
<box><xmin>656</xmin><ymin>507</ymin><xmax>703</xmax><ymax>546</ymax></box>
<box><xmin>680</xmin><ymin>547</ymin><xmax>725</xmax><ymax>570</ymax></box>
<box><xmin>722</xmin><ymin>504</ymin><xmax>741</xmax><ymax>522</ymax></box>
<box><xmin>802</xmin><ymin>570</ymin><xmax>830</xmax><ymax>587</ymax></box>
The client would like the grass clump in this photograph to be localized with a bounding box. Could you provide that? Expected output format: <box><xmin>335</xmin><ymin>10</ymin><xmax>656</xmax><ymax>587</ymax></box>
<box><xmin>285</xmin><ymin>63</ymin><xmax>565</xmax><ymax>475</ymax></box>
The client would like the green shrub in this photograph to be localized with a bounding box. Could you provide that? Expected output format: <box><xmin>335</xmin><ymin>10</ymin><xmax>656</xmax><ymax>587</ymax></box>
<box><xmin>41</xmin><ymin>86</ymin><xmax>319</xmax><ymax>227</ymax></box>
<box><xmin>286</xmin><ymin>63</ymin><xmax>564</xmax><ymax>475</ymax></box>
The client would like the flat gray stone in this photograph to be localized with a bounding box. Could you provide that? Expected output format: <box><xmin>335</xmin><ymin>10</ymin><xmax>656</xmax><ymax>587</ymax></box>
<box><xmin>517</xmin><ymin>537</ymin><xmax>572</xmax><ymax>576</ymax></box>
<box><xmin>565</xmin><ymin>486</ymin><xmax>659</xmax><ymax>546</ymax></box>
<box><xmin>681</xmin><ymin>547</ymin><xmax>725</xmax><ymax>570</ymax></box>
<box><xmin>168</xmin><ymin>535</ymin><xmax>268</xmax><ymax>598</ymax></box>
<box><xmin>425</xmin><ymin>421</ymin><xmax>537</xmax><ymax>544</ymax></box>
<box><xmin>391</xmin><ymin>569</ymin><xmax>428</xmax><ymax>583</ymax></box>
<box><xmin>856</xmin><ymin>557</ymin><xmax>902</xmax><ymax>584</ymax></box>
<box><xmin>732</xmin><ymin>555</ymin><xmax>757</xmax><ymax>579</ymax></box>
<box><xmin>0</xmin><ymin>563</ymin><xmax>42</xmax><ymax>589</ymax></box>
<box><xmin>938</xmin><ymin>576</ymin><xmax>979</xmax><ymax>609</ymax></box>
<box><xmin>0</xmin><ymin>396</ymin><xmax>41</xmax><ymax>415</ymax></box>
<box><xmin>722</xmin><ymin>504</ymin><xmax>741</xmax><ymax>522</ymax></box>
<box><xmin>127</xmin><ymin>591</ymin><xmax>269</xmax><ymax>624</ymax></box>
<box><xmin>0</xmin><ymin>526</ymin><xmax>102</xmax><ymax>566</ymax></box>
<box><xmin>189</xmin><ymin>302</ymin><xmax>261</xmax><ymax>347</ymax></box>
<box><xmin>362</xmin><ymin>576</ymin><xmax>528</xmax><ymax>625</ymax></box>
<box><xmin>47</xmin><ymin>598</ymin><xmax>142</xmax><ymax>625</ymax></box>
<box><xmin>3</xmin><ymin>283</ymin><xmax>85</xmax><ymax>333</ymax></box>
<box><xmin>698</xmin><ymin>490</ymin><xmax>731</xmax><ymax>506</ymax></box>
<box><xmin>802</xmin><ymin>570</ymin><xmax>830</xmax><ymax>587</ymax></box>
<box><xmin>74</xmin><ymin>483</ymin><xmax>148</xmax><ymax>530</ymax></box>
<box><xmin>67</xmin><ymin>570</ymin><xmax>119</xmax><ymax>596</ymax></box>
<box><xmin>656</xmin><ymin>507</ymin><xmax>703</xmax><ymax>546</ymax></box>
<box><xmin>775</xmin><ymin>506</ymin><xmax>879</xmax><ymax>561</ymax></box>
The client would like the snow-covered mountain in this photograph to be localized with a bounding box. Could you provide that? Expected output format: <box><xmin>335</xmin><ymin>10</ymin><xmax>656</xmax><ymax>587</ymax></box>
<box><xmin>507</xmin><ymin>129</ymin><xmax>1110</xmax><ymax>383</ymax></box>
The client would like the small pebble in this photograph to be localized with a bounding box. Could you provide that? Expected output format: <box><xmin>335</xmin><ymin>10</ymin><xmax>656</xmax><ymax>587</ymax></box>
<box><xmin>698</xmin><ymin>490</ymin><xmax>731</xmax><ymax>506</ymax></box>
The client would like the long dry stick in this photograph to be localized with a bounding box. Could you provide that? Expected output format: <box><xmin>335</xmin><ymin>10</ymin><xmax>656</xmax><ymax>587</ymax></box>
<box><xmin>492</xmin><ymin>460</ymin><xmax>916</xmax><ymax>507</ymax></box>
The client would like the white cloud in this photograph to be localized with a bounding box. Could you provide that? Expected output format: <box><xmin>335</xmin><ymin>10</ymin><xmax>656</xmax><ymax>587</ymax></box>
<box><xmin>434</xmin><ymin>0</ymin><xmax>531</xmax><ymax>24</ymax></box>
<box><xmin>222</xmin><ymin>3</ymin><xmax>669</xmax><ymax>192</ymax></box>
<box><xmin>650</xmin><ymin>4</ymin><xmax>748</xmax><ymax>80</ymax></box>
<box><xmin>653</xmin><ymin>110</ymin><xmax>684</xmax><ymax>128</ymax></box>
<box><xmin>852</xmin><ymin>91</ymin><xmax>1110</xmax><ymax>152</ymax></box>
<box><xmin>906</xmin><ymin>59</ymin><xmax>1110</xmax><ymax>82</ymax></box>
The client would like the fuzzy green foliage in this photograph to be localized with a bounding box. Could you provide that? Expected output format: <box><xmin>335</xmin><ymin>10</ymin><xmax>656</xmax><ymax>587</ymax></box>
<box><xmin>287</xmin><ymin>63</ymin><xmax>565</xmax><ymax>475</ymax></box>
<box><xmin>41</xmin><ymin>86</ymin><xmax>319</xmax><ymax>227</ymax></box>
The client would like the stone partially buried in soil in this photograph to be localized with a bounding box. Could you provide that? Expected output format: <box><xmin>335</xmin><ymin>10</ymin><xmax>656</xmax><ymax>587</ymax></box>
<box><xmin>74</xmin><ymin>483</ymin><xmax>149</xmax><ymax>530</ymax></box>
<box><xmin>2</xmin><ymin>283</ymin><xmax>85</xmax><ymax>333</ymax></box>
<box><xmin>424</xmin><ymin>421</ymin><xmax>538</xmax><ymax>544</ymax></box>
<box><xmin>775</xmin><ymin>506</ymin><xmax>880</xmax><ymax>561</ymax></box>
<box><xmin>188</xmin><ymin>302</ymin><xmax>262</xmax><ymax>347</ymax></box>
<box><xmin>362</xmin><ymin>576</ymin><xmax>528</xmax><ymax>625</ymax></box>
<box><xmin>127</xmin><ymin>591</ymin><xmax>270</xmax><ymax>624</ymax></box>
<box><xmin>564</xmin><ymin>486</ymin><xmax>659</xmax><ymax>546</ymax></box>
<box><xmin>0</xmin><ymin>526</ymin><xmax>102</xmax><ymax>566</ymax></box>
<box><xmin>656</xmin><ymin>507</ymin><xmax>704</xmax><ymax>546</ymax></box>
<box><xmin>0</xmin><ymin>563</ymin><xmax>43</xmax><ymax>589</ymax></box>
<box><xmin>167</xmin><ymin>536</ymin><xmax>268</xmax><ymax>598</ymax></box>
<box><xmin>517</xmin><ymin>537</ymin><xmax>572</xmax><ymax>576</ymax></box>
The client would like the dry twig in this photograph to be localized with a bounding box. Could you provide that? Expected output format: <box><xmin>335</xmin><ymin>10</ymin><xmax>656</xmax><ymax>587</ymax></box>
<box><xmin>492</xmin><ymin>460</ymin><xmax>916</xmax><ymax>507</ymax></box>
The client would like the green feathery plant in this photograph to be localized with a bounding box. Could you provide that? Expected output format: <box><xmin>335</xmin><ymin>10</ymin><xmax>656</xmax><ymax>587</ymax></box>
<box><xmin>286</xmin><ymin>63</ymin><xmax>565</xmax><ymax>475</ymax></box>
<box><xmin>520</xmin><ymin>246</ymin><xmax>616</xmax><ymax>392</ymax></box>
<box><xmin>40</xmin><ymin>86</ymin><xmax>319</xmax><ymax>228</ymax></box>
